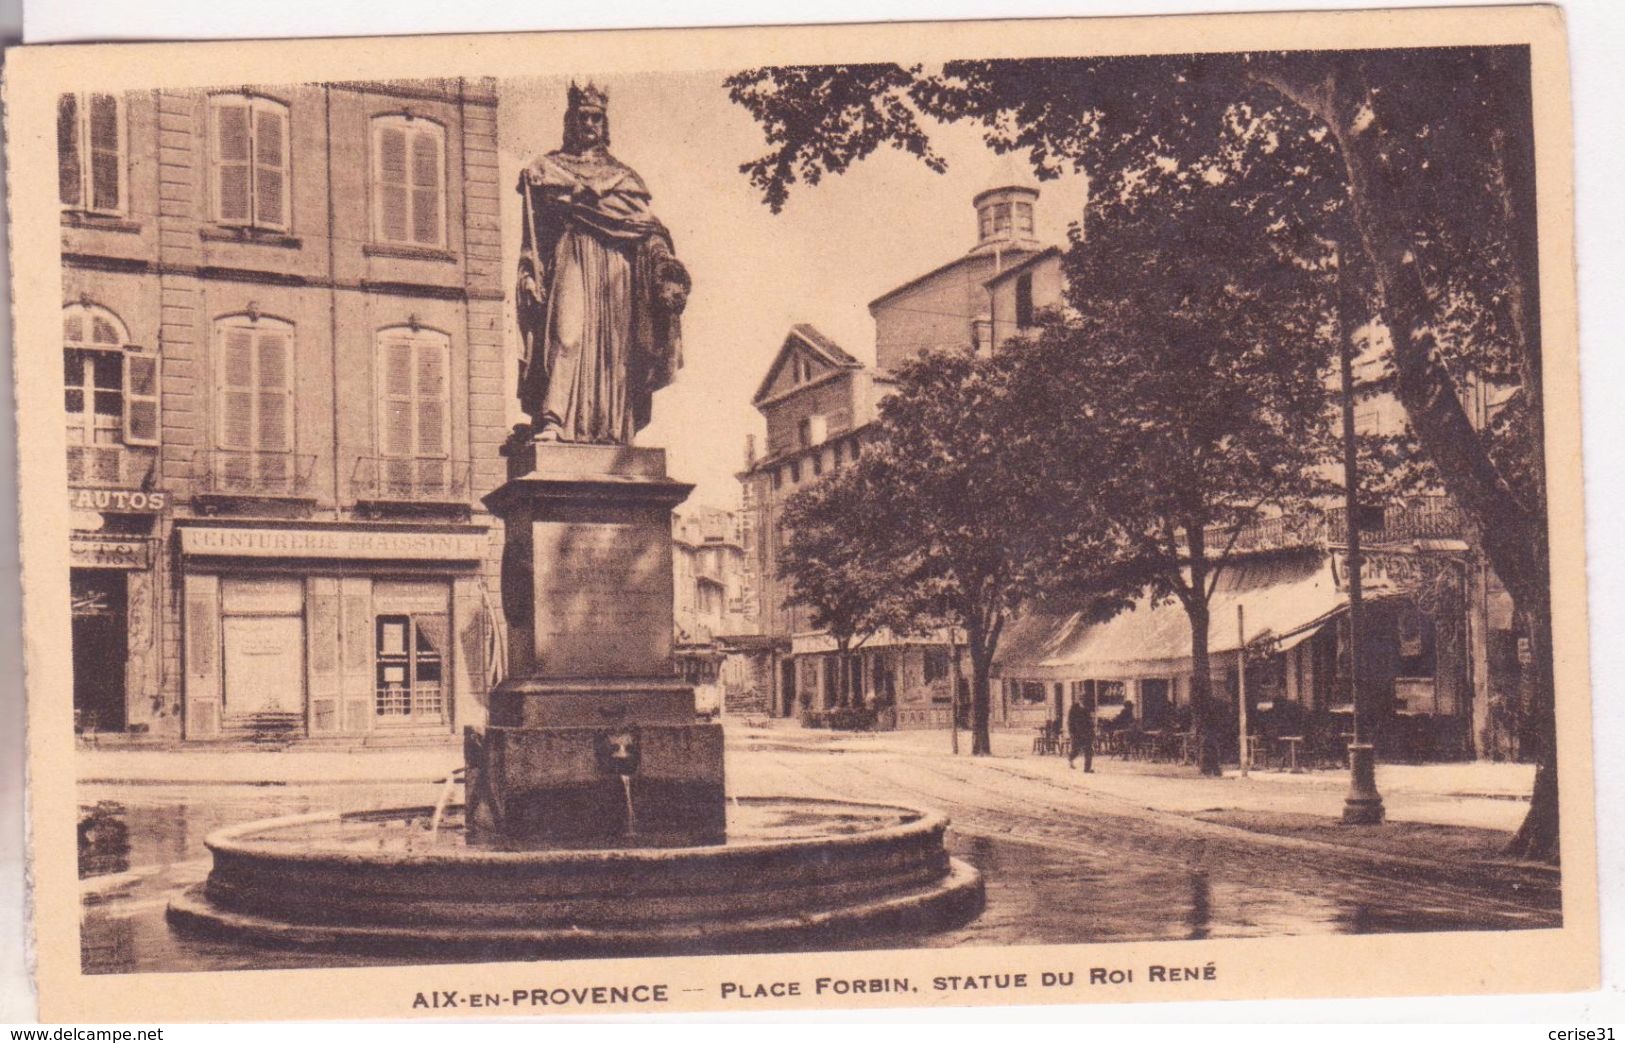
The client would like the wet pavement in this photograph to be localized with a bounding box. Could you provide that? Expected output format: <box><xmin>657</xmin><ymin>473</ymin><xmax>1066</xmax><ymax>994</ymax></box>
<box><xmin>77</xmin><ymin>734</ymin><xmax>1561</xmax><ymax>975</ymax></box>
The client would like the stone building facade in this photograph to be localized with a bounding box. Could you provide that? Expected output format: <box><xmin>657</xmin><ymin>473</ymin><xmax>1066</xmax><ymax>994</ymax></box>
<box><xmin>672</xmin><ymin>505</ymin><xmax>757</xmax><ymax>715</ymax></box>
<box><xmin>738</xmin><ymin>181</ymin><xmax>1062</xmax><ymax>727</ymax></box>
<box><xmin>60</xmin><ymin>79</ymin><xmax>507</xmax><ymax>741</ymax></box>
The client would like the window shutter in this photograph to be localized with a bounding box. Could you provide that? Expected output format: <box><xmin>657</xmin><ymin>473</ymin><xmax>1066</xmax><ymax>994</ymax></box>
<box><xmin>57</xmin><ymin>94</ymin><xmax>82</xmax><ymax>207</ymax></box>
<box><xmin>377</xmin><ymin>126</ymin><xmax>408</xmax><ymax>243</ymax></box>
<box><xmin>123</xmin><ymin>350</ymin><xmax>160</xmax><ymax>446</ymax></box>
<box><xmin>254</xmin><ymin>106</ymin><xmax>287</xmax><ymax>229</ymax></box>
<box><xmin>220</xmin><ymin>328</ymin><xmax>255</xmax><ymax>449</ymax></box>
<box><xmin>380</xmin><ymin>339</ymin><xmax>414</xmax><ymax>458</ymax></box>
<box><xmin>88</xmin><ymin>94</ymin><xmax>120</xmax><ymax>212</ymax></box>
<box><xmin>255</xmin><ymin>331</ymin><xmax>290</xmax><ymax>452</ymax></box>
<box><xmin>215</xmin><ymin>102</ymin><xmax>251</xmax><ymax>223</ymax></box>
<box><xmin>410</xmin><ymin>129</ymin><xmax>441</xmax><ymax>245</ymax></box>
<box><xmin>415</xmin><ymin>341</ymin><xmax>447</xmax><ymax>457</ymax></box>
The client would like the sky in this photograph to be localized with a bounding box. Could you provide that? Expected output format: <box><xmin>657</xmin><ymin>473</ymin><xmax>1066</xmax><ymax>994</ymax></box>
<box><xmin>497</xmin><ymin>72</ymin><xmax>1086</xmax><ymax>508</ymax></box>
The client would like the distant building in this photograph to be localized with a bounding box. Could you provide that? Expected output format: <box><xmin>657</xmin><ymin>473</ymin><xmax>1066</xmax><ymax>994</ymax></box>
<box><xmin>739</xmin><ymin>179</ymin><xmax>1064</xmax><ymax>727</ymax></box>
<box><xmin>871</xmin><ymin>181</ymin><xmax>1054</xmax><ymax>366</ymax></box>
<box><xmin>672</xmin><ymin>505</ymin><xmax>755</xmax><ymax>715</ymax></box>
<box><xmin>60</xmin><ymin>80</ymin><xmax>506</xmax><ymax>742</ymax></box>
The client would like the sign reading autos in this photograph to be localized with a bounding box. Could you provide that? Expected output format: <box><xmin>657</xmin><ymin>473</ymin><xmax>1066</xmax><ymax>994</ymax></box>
<box><xmin>69</xmin><ymin>488</ymin><xmax>168</xmax><ymax>512</ymax></box>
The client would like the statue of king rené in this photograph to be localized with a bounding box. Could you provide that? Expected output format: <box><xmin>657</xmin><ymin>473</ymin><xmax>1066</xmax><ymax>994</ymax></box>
<box><xmin>514</xmin><ymin>82</ymin><xmax>690</xmax><ymax>445</ymax></box>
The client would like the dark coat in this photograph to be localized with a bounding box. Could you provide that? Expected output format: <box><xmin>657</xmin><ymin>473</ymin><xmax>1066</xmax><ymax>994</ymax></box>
<box><xmin>1067</xmin><ymin>701</ymin><xmax>1094</xmax><ymax>741</ymax></box>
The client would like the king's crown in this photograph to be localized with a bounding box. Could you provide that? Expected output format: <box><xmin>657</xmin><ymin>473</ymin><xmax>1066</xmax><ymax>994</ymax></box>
<box><xmin>568</xmin><ymin>80</ymin><xmax>609</xmax><ymax>110</ymax></box>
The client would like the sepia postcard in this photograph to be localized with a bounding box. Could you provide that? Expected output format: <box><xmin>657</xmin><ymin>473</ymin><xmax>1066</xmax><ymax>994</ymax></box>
<box><xmin>5</xmin><ymin>3</ymin><xmax>1598</xmax><ymax>1022</ymax></box>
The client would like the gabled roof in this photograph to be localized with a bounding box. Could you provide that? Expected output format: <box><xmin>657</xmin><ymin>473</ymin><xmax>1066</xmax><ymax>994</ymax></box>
<box><xmin>789</xmin><ymin>322</ymin><xmax>862</xmax><ymax>367</ymax></box>
<box><xmin>751</xmin><ymin>324</ymin><xmax>864</xmax><ymax>407</ymax></box>
<box><xmin>867</xmin><ymin>248</ymin><xmax>1038</xmax><ymax>312</ymax></box>
<box><xmin>983</xmin><ymin>246</ymin><xmax>1063</xmax><ymax>289</ymax></box>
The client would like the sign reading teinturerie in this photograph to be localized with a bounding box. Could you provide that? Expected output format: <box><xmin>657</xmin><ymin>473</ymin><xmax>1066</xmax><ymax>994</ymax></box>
<box><xmin>178</xmin><ymin>526</ymin><xmax>488</xmax><ymax>561</ymax></box>
<box><xmin>6</xmin><ymin>5</ymin><xmax>1598</xmax><ymax>1025</ymax></box>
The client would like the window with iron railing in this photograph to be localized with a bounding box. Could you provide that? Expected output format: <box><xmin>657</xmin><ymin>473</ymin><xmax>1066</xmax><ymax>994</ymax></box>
<box><xmin>367</xmin><ymin>325</ymin><xmax>455</xmax><ymax>500</ymax></box>
<box><xmin>211</xmin><ymin>314</ymin><xmax>298</xmax><ymax>493</ymax></box>
<box><xmin>64</xmin><ymin>303</ymin><xmax>157</xmax><ymax>485</ymax></box>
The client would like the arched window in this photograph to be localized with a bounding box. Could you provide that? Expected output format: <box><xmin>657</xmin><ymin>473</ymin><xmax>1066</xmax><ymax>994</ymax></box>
<box><xmin>214</xmin><ymin>315</ymin><xmax>294</xmax><ymax>454</ymax></box>
<box><xmin>376</xmin><ymin>326</ymin><xmax>451</xmax><ymax>495</ymax></box>
<box><xmin>57</xmin><ymin>93</ymin><xmax>125</xmax><ymax>214</ymax></box>
<box><xmin>1015</xmin><ymin>272</ymin><xmax>1035</xmax><ymax>329</ymax></box>
<box><xmin>372</xmin><ymin>115</ymin><xmax>446</xmax><ymax>248</ymax></box>
<box><xmin>64</xmin><ymin>303</ymin><xmax>156</xmax><ymax>482</ymax></box>
<box><xmin>210</xmin><ymin>94</ymin><xmax>290</xmax><ymax>231</ymax></box>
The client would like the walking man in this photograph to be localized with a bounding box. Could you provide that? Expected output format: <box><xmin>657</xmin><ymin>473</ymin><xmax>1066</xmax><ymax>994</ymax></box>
<box><xmin>1067</xmin><ymin>687</ymin><xmax>1096</xmax><ymax>772</ymax></box>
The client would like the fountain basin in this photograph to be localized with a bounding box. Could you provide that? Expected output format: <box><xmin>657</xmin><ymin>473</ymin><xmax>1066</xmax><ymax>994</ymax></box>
<box><xmin>166</xmin><ymin>797</ymin><xmax>983</xmax><ymax>956</ymax></box>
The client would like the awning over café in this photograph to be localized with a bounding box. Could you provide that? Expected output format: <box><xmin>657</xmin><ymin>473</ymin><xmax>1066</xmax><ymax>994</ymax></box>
<box><xmin>994</xmin><ymin>552</ymin><xmax>1400</xmax><ymax>680</ymax></box>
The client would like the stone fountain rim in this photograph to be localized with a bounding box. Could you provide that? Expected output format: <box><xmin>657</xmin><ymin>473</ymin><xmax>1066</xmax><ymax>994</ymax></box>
<box><xmin>200</xmin><ymin>794</ymin><xmax>949</xmax><ymax>867</ymax></box>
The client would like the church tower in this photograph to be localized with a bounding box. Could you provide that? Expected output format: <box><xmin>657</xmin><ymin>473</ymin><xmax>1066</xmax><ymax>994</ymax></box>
<box><xmin>969</xmin><ymin>183</ymin><xmax>1041</xmax><ymax>256</ymax></box>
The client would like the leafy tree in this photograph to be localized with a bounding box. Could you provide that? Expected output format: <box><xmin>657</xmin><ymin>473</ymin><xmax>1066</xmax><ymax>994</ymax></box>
<box><xmin>852</xmin><ymin>348</ymin><xmax>1064</xmax><ymax>755</ymax></box>
<box><xmin>728</xmin><ymin>46</ymin><xmax>1558</xmax><ymax>858</ymax></box>
<box><xmin>1002</xmin><ymin>166</ymin><xmax>1340</xmax><ymax>775</ymax></box>
<box><xmin>776</xmin><ymin>463</ymin><xmax>920</xmax><ymax>710</ymax></box>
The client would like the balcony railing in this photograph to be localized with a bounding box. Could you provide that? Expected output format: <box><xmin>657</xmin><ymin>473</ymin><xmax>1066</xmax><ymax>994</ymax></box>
<box><xmin>1324</xmin><ymin>499</ymin><xmax>1464</xmax><ymax>544</ymax></box>
<box><xmin>351</xmin><ymin>456</ymin><xmax>471</xmax><ymax>505</ymax></box>
<box><xmin>193</xmin><ymin>450</ymin><xmax>317</xmax><ymax>498</ymax></box>
<box><xmin>1204</xmin><ymin>497</ymin><xmax>1465</xmax><ymax>556</ymax></box>
<box><xmin>67</xmin><ymin>446</ymin><xmax>153</xmax><ymax>487</ymax></box>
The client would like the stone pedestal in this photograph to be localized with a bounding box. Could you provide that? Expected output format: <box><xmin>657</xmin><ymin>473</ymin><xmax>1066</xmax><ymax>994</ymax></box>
<box><xmin>468</xmin><ymin>443</ymin><xmax>725</xmax><ymax>846</ymax></box>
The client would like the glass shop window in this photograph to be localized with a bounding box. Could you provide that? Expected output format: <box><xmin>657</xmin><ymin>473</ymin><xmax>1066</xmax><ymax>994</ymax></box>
<box><xmin>375</xmin><ymin>614</ymin><xmax>445</xmax><ymax>721</ymax></box>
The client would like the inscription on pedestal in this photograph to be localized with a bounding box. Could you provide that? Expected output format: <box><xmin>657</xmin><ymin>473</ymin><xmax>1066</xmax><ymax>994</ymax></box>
<box><xmin>533</xmin><ymin>520</ymin><xmax>673</xmax><ymax>676</ymax></box>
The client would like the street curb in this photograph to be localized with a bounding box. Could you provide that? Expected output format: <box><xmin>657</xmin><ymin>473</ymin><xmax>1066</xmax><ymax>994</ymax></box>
<box><xmin>78</xmin><ymin>776</ymin><xmax>451</xmax><ymax>788</ymax></box>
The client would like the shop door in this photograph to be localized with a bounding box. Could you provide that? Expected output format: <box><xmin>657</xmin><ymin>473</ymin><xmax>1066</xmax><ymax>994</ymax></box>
<box><xmin>71</xmin><ymin>570</ymin><xmax>126</xmax><ymax>732</ymax></box>
<box><xmin>1141</xmin><ymin>678</ymin><xmax>1171</xmax><ymax>728</ymax></box>
<box><xmin>223</xmin><ymin>616</ymin><xmax>304</xmax><ymax>716</ymax></box>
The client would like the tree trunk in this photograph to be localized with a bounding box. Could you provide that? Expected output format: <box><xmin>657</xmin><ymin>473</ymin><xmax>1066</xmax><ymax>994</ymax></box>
<box><xmin>1506</xmin><ymin>607</ymin><xmax>1559</xmax><ymax>862</ymax></box>
<box><xmin>968</xmin><ymin>623</ymin><xmax>993</xmax><ymax>756</ymax></box>
<box><xmin>1188</xmin><ymin>599</ymin><xmax>1222</xmax><ymax>776</ymax></box>
<box><xmin>1257</xmin><ymin>66</ymin><xmax>1559</xmax><ymax>862</ymax></box>
<box><xmin>1337</xmin><ymin>126</ymin><xmax>1556</xmax><ymax>861</ymax></box>
<box><xmin>845</xmin><ymin>633</ymin><xmax>858</xmax><ymax>708</ymax></box>
<box><xmin>1184</xmin><ymin>526</ymin><xmax>1223</xmax><ymax>776</ymax></box>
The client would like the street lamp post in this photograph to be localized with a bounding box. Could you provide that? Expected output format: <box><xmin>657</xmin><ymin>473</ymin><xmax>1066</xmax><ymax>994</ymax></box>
<box><xmin>1340</xmin><ymin>303</ymin><xmax>1384</xmax><ymax>826</ymax></box>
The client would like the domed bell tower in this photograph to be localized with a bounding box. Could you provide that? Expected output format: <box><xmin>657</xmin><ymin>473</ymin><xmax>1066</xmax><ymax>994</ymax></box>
<box><xmin>969</xmin><ymin>184</ymin><xmax>1041</xmax><ymax>255</ymax></box>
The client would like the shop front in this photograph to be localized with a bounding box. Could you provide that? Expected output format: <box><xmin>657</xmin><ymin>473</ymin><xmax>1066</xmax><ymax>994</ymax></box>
<box><xmin>993</xmin><ymin>550</ymin><xmax>1480</xmax><ymax>760</ymax></box>
<box><xmin>69</xmin><ymin>485</ymin><xmax>165</xmax><ymax>737</ymax></box>
<box><xmin>788</xmin><ymin>629</ymin><xmax>962</xmax><ymax>729</ymax></box>
<box><xmin>175</xmin><ymin>523</ymin><xmax>493</xmax><ymax>741</ymax></box>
